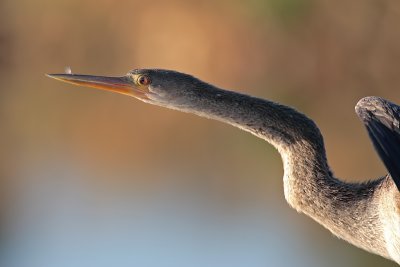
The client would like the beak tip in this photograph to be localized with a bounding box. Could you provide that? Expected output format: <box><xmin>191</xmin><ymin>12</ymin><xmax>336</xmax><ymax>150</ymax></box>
<box><xmin>45</xmin><ymin>73</ymin><xmax>59</xmax><ymax>80</ymax></box>
<box><xmin>46</xmin><ymin>73</ymin><xmax>72</xmax><ymax>81</ymax></box>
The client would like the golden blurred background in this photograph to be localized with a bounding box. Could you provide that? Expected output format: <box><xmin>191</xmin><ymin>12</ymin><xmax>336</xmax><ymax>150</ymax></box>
<box><xmin>1</xmin><ymin>0</ymin><xmax>400</xmax><ymax>266</ymax></box>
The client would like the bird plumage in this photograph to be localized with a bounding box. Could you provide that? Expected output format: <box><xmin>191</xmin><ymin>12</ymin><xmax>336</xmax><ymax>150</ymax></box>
<box><xmin>356</xmin><ymin>97</ymin><xmax>400</xmax><ymax>191</ymax></box>
<box><xmin>47</xmin><ymin>69</ymin><xmax>400</xmax><ymax>264</ymax></box>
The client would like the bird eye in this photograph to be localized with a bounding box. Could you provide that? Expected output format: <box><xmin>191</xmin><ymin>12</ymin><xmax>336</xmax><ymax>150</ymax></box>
<box><xmin>136</xmin><ymin>75</ymin><xmax>151</xmax><ymax>86</ymax></box>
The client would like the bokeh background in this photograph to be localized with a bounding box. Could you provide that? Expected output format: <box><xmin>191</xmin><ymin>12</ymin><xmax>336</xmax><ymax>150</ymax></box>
<box><xmin>1</xmin><ymin>0</ymin><xmax>399</xmax><ymax>266</ymax></box>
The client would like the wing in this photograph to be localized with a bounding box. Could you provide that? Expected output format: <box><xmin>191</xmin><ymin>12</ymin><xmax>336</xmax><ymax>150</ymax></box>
<box><xmin>356</xmin><ymin>96</ymin><xmax>400</xmax><ymax>191</ymax></box>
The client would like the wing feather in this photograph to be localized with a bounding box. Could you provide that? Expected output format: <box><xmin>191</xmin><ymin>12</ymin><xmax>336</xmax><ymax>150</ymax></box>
<box><xmin>356</xmin><ymin>96</ymin><xmax>400</xmax><ymax>191</ymax></box>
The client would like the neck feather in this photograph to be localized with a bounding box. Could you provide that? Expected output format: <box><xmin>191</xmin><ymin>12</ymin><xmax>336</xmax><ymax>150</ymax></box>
<box><xmin>169</xmin><ymin>85</ymin><xmax>388</xmax><ymax>257</ymax></box>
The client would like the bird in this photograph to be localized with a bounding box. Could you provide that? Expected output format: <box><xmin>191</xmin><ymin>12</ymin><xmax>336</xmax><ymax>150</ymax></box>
<box><xmin>47</xmin><ymin>69</ymin><xmax>400</xmax><ymax>264</ymax></box>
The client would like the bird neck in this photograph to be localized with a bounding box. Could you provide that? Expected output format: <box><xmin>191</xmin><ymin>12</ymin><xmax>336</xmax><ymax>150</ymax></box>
<box><xmin>172</xmin><ymin>86</ymin><xmax>387</xmax><ymax>256</ymax></box>
<box><xmin>176</xmin><ymin>86</ymin><xmax>332</xmax><ymax>198</ymax></box>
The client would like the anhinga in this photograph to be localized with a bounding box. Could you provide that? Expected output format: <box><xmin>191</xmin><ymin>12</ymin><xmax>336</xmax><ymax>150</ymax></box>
<box><xmin>47</xmin><ymin>69</ymin><xmax>400</xmax><ymax>264</ymax></box>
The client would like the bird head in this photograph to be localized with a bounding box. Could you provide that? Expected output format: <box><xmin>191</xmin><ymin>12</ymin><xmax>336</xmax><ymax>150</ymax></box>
<box><xmin>46</xmin><ymin>69</ymin><xmax>209</xmax><ymax>108</ymax></box>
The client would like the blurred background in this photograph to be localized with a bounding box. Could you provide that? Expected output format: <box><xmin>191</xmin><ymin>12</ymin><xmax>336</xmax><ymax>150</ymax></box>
<box><xmin>0</xmin><ymin>0</ymin><xmax>399</xmax><ymax>266</ymax></box>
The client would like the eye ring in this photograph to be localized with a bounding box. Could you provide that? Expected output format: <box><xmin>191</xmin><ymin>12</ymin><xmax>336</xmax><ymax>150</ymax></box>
<box><xmin>136</xmin><ymin>75</ymin><xmax>151</xmax><ymax>86</ymax></box>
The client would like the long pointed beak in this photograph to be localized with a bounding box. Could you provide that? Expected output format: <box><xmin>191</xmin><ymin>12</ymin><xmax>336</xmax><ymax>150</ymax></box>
<box><xmin>46</xmin><ymin>73</ymin><xmax>147</xmax><ymax>98</ymax></box>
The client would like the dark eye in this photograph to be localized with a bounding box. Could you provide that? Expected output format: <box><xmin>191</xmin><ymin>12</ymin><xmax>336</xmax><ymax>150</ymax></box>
<box><xmin>137</xmin><ymin>75</ymin><xmax>151</xmax><ymax>86</ymax></box>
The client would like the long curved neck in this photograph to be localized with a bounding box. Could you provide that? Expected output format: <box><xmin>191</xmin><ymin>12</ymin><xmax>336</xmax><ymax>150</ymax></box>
<box><xmin>171</xmin><ymin>85</ymin><xmax>388</xmax><ymax>257</ymax></box>
<box><xmin>176</xmin><ymin>85</ymin><xmax>332</xmax><ymax>189</ymax></box>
